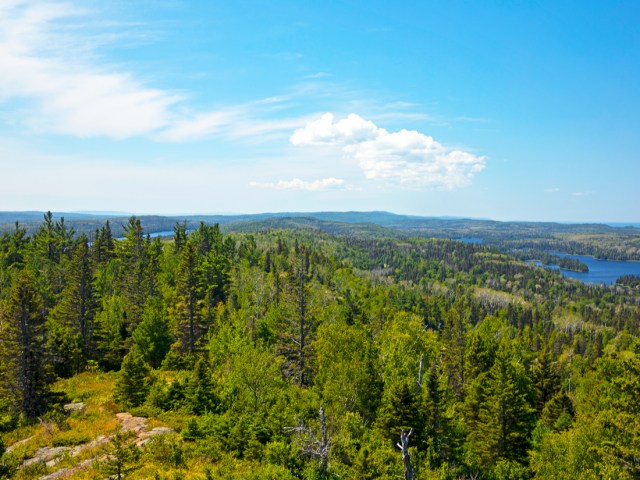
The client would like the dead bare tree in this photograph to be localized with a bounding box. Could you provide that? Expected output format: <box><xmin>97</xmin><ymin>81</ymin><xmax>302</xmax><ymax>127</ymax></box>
<box><xmin>397</xmin><ymin>428</ymin><xmax>414</xmax><ymax>480</ymax></box>
<box><xmin>286</xmin><ymin>406</ymin><xmax>331</xmax><ymax>474</ymax></box>
<box><xmin>416</xmin><ymin>354</ymin><xmax>424</xmax><ymax>396</ymax></box>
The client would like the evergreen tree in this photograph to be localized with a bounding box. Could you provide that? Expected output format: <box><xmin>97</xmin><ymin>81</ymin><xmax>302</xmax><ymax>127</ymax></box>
<box><xmin>442</xmin><ymin>305</ymin><xmax>470</xmax><ymax>401</ymax></box>
<box><xmin>100</xmin><ymin>430</ymin><xmax>141</xmax><ymax>480</ymax></box>
<box><xmin>114</xmin><ymin>347</ymin><xmax>151</xmax><ymax>408</ymax></box>
<box><xmin>1</xmin><ymin>269</ymin><xmax>52</xmax><ymax>417</ymax></box>
<box><xmin>95</xmin><ymin>295</ymin><xmax>128</xmax><ymax>370</ymax></box>
<box><xmin>174</xmin><ymin>240</ymin><xmax>201</xmax><ymax>354</ymax></box>
<box><xmin>92</xmin><ymin>221</ymin><xmax>114</xmax><ymax>266</ymax></box>
<box><xmin>376</xmin><ymin>381</ymin><xmax>420</xmax><ymax>444</ymax></box>
<box><xmin>465</xmin><ymin>349</ymin><xmax>535</xmax><ymax>468</ymax></box>
<box><xmin>0</xmin><ymin>222</ymin><xmax>28</xmax><ymax>269</ymax></box>
<box><xmin>117</xmin><ymin>216</ymin><xmax>148</xmax><ymax>329</ymax></box>
<box><xmin>132</xmin><ymin>299</ymin><xmax>172</xmax><ymax>369</ymax></box>
<box><xmin>278</xmin><ymin>247</ymin><xmax>316</xmax><ymax>386</ymax></box>
<box><xmin>418</xmin><ymin>364</ymin><xmax>457</xmax><ymax>467</ymax></box>
<box><xmin>532</xmin><ymin>348</ymin><xmax>560</xmax><ymax>414</ymax></box>
<box><xmin>48</xmin><ymin>235</ymin><xmax>96</xmax><ymax>376</ymax></box>
<box><xmin>540</xmin><ymin>390</ymin><xmax>574</xmax><ymax>431</ymax></box>
<box><xmin>186</xmin><ymin>357</ymin><xmax>218</xmax><ymax>414</ymax></box>
<box><xmin>173</xmin><ymin>221</ymin><xmax>187</xmax><ymax>253</ymax></box>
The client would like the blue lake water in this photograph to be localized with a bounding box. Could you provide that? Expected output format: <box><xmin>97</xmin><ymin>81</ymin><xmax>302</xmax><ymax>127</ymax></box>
<box><xmin>549</xmin><ymin>253</ymin><xmax>640</xmax><ymax>285</ymax></box>
<box><xmin>458</xmin><ymin>237</ymin><xmax>483</xmax><ymax>244</ymax></box>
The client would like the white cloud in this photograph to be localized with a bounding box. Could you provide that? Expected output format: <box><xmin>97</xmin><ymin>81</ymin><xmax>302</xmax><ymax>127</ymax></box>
<box><xmin>545</xmin><ymin>187</ymin><xmax>561</xmax><ymax>193</ymax></box>
<box><xmin>291</xmin><ymin>113</ymin><xmax>486</xmax><ymax>190</ymax></box>
<box><xmin>249</xmin><ymin>177</ymin><xmax>346</xmax><ymax>191</ymax></box>
<box><xmin>572</xmin><ymin>191</ymin><xmax>593</xmax><ymax>197</ymax></box>
<box><xmin>158</xmin><ymin>110</ymin><xmax>242</xmax><ymax>142</ymax></box>
<box><xmin>0</xmin><ymin>1</ymin><xmax>185</xmax><ymax>139</ymax></box>
<box><xmin>290</xmin><ymin>113</ymin><xmax>379</xmax><ymax>145</ymax></box>
<box><xmin>0</xmin><ymin>1</ymin><xmax>308</xmax><ymax>141</ymax></box>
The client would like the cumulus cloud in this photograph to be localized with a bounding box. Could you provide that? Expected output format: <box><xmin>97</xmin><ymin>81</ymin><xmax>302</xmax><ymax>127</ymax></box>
<box><xmin>290</xmin><ymin>113</ymin><xmax>379</xmax><ymax>145</ymax></box>
<box><xmin>249</xmin><ymin>177</ymin><xmax>346</xmax><ymax>191</ymax></box>
<box><xmin>291</xmin><ymin>113</ymin><xmax>486</xmax><ymax>189</ymax></box>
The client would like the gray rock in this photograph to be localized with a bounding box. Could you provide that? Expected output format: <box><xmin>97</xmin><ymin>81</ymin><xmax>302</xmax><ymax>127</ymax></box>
<box><xmin>63</xmin><ymin>402</ymin><xmax>87</xmax><ymax>414</ymax></box>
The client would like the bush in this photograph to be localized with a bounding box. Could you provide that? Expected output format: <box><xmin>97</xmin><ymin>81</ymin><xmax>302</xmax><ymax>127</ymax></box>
<box><xmin>52</xmin><ymin>431</ymin><xmax>90</xmax><ymax>447</ymax></box>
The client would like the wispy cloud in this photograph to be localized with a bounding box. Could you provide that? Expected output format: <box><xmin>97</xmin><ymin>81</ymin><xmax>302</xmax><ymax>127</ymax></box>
<box><xmin>545</xmin><ymin>187</ymin><xmax>561</xmax><ymax>193</ymax></box>
<box><xmin>304</xmin><ymin>72</ymin><xmax>331</xmax><ymax>79</ymax></box>
<box><xmin>291</xmin><ymin>113</ymin><xmax>486</xmax><ymax>190</ymax></box>
<box><xmin>0</xmin><ymin>1</ymin><xmax>310</xmax><ymax>142</ymax></box>
<box><xmin>0</xmin><ymin>1</ymin><xmax>184</xmax><ymax>139</ymax></box>
<box><xmin>572</xmin><ymin>191</ymin><xmax>593</xmax><ymax>197</ymax></box>
<box><xmin>249</xmin><ymin>177</ymin><xmax>347</xmax><ymax>191</ymax></box>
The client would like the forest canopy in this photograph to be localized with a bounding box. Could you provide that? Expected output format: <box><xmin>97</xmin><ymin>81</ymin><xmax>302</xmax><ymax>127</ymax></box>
<box><xmin>0</xmin><ymin>213</ymin><xmax>639</xmax><ymax>479</ymax></box>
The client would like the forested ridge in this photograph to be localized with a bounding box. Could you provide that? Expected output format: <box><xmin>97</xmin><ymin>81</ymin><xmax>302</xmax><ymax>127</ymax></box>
<box><xmin>1</xmin><ymin>213</ymin><xmax>639</xmax><ymax>479</ymax></box>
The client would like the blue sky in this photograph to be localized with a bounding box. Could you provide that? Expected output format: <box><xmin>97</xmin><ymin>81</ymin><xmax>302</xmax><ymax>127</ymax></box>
<box><xmin>1</xmin><ymin>0</ymin><xmax>639</xmax><ymax>221</ymax></box>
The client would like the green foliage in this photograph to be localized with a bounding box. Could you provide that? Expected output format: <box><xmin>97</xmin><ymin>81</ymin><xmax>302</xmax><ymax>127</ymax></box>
<box><xmin>132</xmin><ymin>298</ymin><xmax>172</xmax><ymax>368</ymax></box>
<box><xmin>1</xmin><ymin>268</ymin><xmax>53</xmax><ymax>418</ymax></box>
<box><xmin>375</xmin><ymin>381</ymin><xmax>419</xmax><ymax>444</ymax></box>
<box><xmin>100</xmin><ymin>429</ymin><xmax>141</xmax><ymax>480</ymax></box>
<box><xmin>1</xmin><ymin>215</ymin><xmax>640</xmax><ymax>477</ymax></box>
<box><xmin>186</xmin><ymin>357</ymin><xmax>219</xmax><ymax>415</ymax></box>
<box><xmin>114</xmin><ymin>347</ymin><xmax>151</xmax><ymax>408</ymax></box>
<box><xmin>464</xmin><ymin>348</ymin><xmax>535</xmax><ymax>469</ymax></box>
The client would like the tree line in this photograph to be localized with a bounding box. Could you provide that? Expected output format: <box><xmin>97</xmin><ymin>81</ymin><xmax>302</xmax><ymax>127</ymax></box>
<box><xmin>1</xmin><ymin>213</ymin><xmax>639</xmax><ymax>479</ymax></box>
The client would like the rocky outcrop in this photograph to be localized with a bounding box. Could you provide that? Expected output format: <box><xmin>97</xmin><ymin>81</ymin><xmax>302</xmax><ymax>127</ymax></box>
<box><xmin>11</xmin><ymin>411</ymin><xmax>176</xmax><ymax>480</ymax></box>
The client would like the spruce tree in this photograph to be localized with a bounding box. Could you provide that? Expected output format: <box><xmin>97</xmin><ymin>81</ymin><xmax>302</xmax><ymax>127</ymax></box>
<box><xmin>114</xmin><ymin>347</ymin><xmax>151</xmax><ymax>408</ymax></box>
<box><xmin>442</xmin><ymin>305</ymin><xmax>470</xmax><ymax>401</ymax></box>
<box><xmin>174</xmin><ymin>241</ymin><xmax>201</xmax><ymax>355</ymax></box>
<box><xmin>92</xmin><ymin>221</ymin><xmax>114</xmax><ymax>266</ymax></box>
<box><xmin>117</xmin><ymin>216</ymin><xmax>148</xmax><ymax>329</ymax></box>
<box><xmin>1</xmin><ymin>269</ymin><xmax>52</xmax><ymax>417</ymax></box>
<box><xmin>186</xmin><ymin>357</ymin><xmax>218</xmax><ymax>415</ymax></box>
<box><xmin>100</xmin><ymin>430</ymin><xmax>141</xmax><ymax>480</ymax></box>
<box><xmin>465</xmin><ymin>350</ymin><xmax>535</xmax><ymax>467</ymax></box>
<box><xmin>132</xmin><ymin>299</ymin><xmax>172</xmax><ymax>369</ymax></box>
<box><xmin>419</xmin><ymin>364</ymin><xmax>457</xmax><ymax>467</ymax></box>
<box><xmin>48</xmin><ymin>235</ymin><xmax>96</xmax><ymax>376</ymax></box>
<box><xmin>376</xmin><ymin>381</ymin><xmax>420</xmax><ymax>444</ymax></box>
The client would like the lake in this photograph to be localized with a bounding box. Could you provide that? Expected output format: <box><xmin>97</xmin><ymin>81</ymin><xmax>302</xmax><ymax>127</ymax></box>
<box><xmin>550</xmin><ymin>253</ymin><xmax>640</xmax><ymax>285</ymax></box>
<box><xmin>457</xmin><ymin>237</ymin><xmax>483</xmax><ymax>244</ymax></box>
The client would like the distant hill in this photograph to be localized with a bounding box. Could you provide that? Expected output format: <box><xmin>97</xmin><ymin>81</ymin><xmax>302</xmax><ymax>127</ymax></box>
<box><xmin>1</xmin><ymin>211</ymin><xmax>639</xmax><ymax>260</ymax></box>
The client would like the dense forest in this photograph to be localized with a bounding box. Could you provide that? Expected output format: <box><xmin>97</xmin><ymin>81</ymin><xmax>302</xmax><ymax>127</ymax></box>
<box><xmin>0</xmin><ymin>213</ymin><xmax>639</xmax><ymax>479</ymax></box>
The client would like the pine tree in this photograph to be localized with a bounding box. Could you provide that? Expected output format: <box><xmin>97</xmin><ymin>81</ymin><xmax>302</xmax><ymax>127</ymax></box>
<box><xmin>186</xmin><ymin>357</ymin><xmax>218</xmax><ymax>415</ymax></box>
<box><xmin>132</xmin><ymin>299</ymin><xmax>172</xmax><ymax>369</ymax></box>
<box><xmin>532</xmin><ymin>348</ymin><xmax>560</xmax><ymax>414</ymax></box>
<box><xmin>173</xmin><ymin>221</ymin><xmax>187</xmax><ymax>253</ymax></box>
<box><xmin>465</xmin><ymin>350</ymin><xmax>535</xmax><ymax>467</ymax></box>
<box><xmin>540</xmin><ymin>390</ymin><xmax>574</xmax><ymax>431</ymax></box>
<box><xmin>442</xmin><ymin>305</ymin><xmax>470</xmax><ymax>401</ymax></box>
<box><xmin>117</xmin><ymin>217</ymin><xmax>148</xmax><ymax>330</ymax></box>
<box><xmin>100</xmin><ymin>430</ymin><xmax>141</xmax><ymax>480</ymax></box>
<box><xmin>418</xmin><ymin>364</ymin><xmax>457</xmax><ymax>467</ymax></box>
<box><xmin>174</xmin><ymin>241</ymin><xmax>201</xmax><ymax>355</ymax></box>
<box><xmin>1</xmin><ymin>269</ymin><xmax>52</xmax><ymax>418</ymax></box>
<box><xmin>48</xmin><ymin>235</ymin><xmax>96</xmax><ymax>376</ymax></box>
<box><xmin>376</xmin><ymin>381</ymin><xmax>420</xmax><ymax>444</ymax></box>
<box><xmin>278</xmin><ymin>247</ymin><xmax>316</xmax><ymax>386</ymax></box>
<box><xmin>95</xmin><ymin>295</ymin><xmax>128</xmax><ymax>370</ymax></box>
<box><xmin>1</xmin><ymin>222</ymin><xmax>28</xmax><ymax>269</ymax></box>
<box><xmin>92</xmin><ymin>221</ymin><xmax>114</xmax><ymax>266</ymax></box>
<box><xmin>114</xmin><ymin>347</ymin><xmax>151</xmax><ymax>408</ymax></box>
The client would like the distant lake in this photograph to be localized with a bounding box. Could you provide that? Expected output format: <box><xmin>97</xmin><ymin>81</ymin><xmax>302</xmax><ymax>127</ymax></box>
<box><xmin>549</xmin><ymin>253</ymin><xmax>640</xmax><ymax>285</ymax></box>
<box><xmin>116</xmin><ymin>229</ymin><xmax>194</xmax><ymax>241</ymax></box>
<box><xmin>458</xmin><ymin>237</ymin><xmax>483</xmax><ymax>244</ymax></box>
